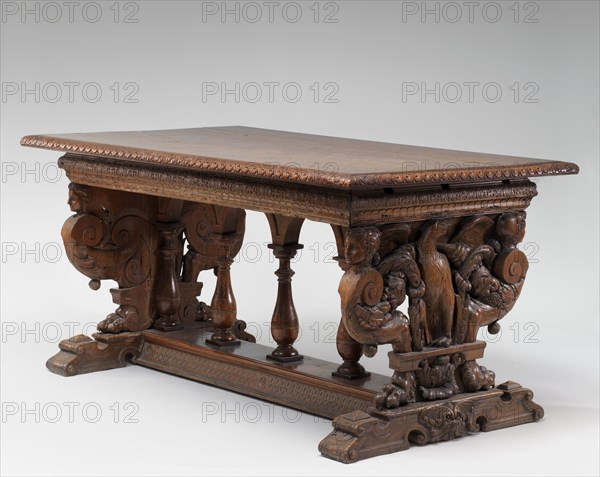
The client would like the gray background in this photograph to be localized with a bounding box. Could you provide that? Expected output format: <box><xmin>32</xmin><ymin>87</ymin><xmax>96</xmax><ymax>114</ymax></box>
<box><xmin>1</xmin><ymin>1</ymin><xmax>598</xmax><ymax>475</ymax></box>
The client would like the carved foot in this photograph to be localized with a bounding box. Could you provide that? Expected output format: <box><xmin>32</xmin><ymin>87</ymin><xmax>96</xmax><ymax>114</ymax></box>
<box><xmin>375</xmin><ymin>371</ymin><xmax>416</xmax><ymax>409</ymax></box>
<box><xmin>332</xmin><ymin>361</ymin><xmax>371</xmax><ymax>380</ymax></box>
<box><xmin>206</xmin><ymin>330</ymin><xmax>240</xmax><ymax>347</ymax></box>
<box><xmin>97</xmin><ymin>313</ymin><xmax>128</xmax><ymax>333</ymax></box>
<box><xmin>154</xmin><ymin>316</ymin><xmax>184</xmax><ymax>332</ymax></box>
<box><xmin>267</xmin><ymin>344</ymin><xmax>303</xmax><ymax>362</ymax></box>
<box><xmin>319</xmin><ymin>382</ymin><xmax>543</xmax><ymax>463</ymax></box>
<box><xmin>46</xmin><ymin>333</ymin><xmax>143</xmax><ymax>377</ymax></box>
<box><xmin>460</xmin><ymin>360</ymin><xmax>495</xmax><ymax>392</ymax></box>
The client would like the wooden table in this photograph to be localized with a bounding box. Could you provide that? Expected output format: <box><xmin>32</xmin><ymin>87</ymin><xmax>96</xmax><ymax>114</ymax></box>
<box><xmin>21</xmin><ymin>127</ymin><xmax>578</xmax><ymax>463</ymax></box>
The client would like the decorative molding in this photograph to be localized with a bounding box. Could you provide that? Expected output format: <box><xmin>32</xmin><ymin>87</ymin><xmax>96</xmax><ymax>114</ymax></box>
<box><xmin>22</xmin><ymin>135</ymin><xmax>578</xmax><ymax>188</ymax></box>
<box><xmin>58</xmin><ymin>156</ymin><xmax>539</xmax><ymax>226</ymax></box>
<box><xmin>58</xmin><ymin>155</ymin><xmax>349</xmax><ymax>225</ymax></box>
<box><xmin>351</xmin><ymin>181</ymin><xmax>537</xmax><ymax>225</ymax></box>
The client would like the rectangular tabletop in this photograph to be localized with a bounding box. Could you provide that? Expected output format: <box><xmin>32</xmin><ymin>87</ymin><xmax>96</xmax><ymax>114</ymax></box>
<box><xmin>21</xmin><ymin>126</ymin><xmax>578</xmax><ymax>190</ymax></box>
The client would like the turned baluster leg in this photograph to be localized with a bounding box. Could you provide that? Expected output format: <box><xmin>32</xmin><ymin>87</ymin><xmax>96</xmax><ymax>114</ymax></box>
<box><xmin>206</xmin><ymin>237</ymin><xmax>240</xmax><ymax>346</ymax></box>
<box><xmin>331</xmin><ymin>225</ymin><xmax>370</xmax><ymax>379</ymax></box>
<box><xmin>267</xmin><ymin>244</ymin><xmax>303</xmax><ymax>361</ymax></box>
<box><xmin>154</xmin><ymin>222</ymin><xmax>185</xmax><ymax>332</ymax></box>
<box><xmin>265</xmin><ymin>214</ymin><xmax>304</xmax><ymax>362</ymax></box>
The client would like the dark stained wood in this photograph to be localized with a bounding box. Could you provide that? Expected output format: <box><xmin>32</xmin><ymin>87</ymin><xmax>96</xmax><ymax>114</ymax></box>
<box><xmin>25</xmin><ymin>126</ymin><xmax>577</xmax><ymax>463</ymax></box>
<box><xmin>21</xmin><ymin>126</ymin><xmax>578</xmax><ymax>189</ymax></box>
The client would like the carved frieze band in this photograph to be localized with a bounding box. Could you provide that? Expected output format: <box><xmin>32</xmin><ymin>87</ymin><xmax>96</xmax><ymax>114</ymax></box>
<box><xmin>59</xmin><ymin>155</ymin><xmax>348</xmax><ymax>225</ymax></box>
<box><xmin>59</xmin><ymin>155</ymin><xmax>536</xmax><ymax>226</ymax></box>
<box><xmin>351</xmin><ymin>181</ymin><xmax>537</xmax><ymax>225</ymax></box>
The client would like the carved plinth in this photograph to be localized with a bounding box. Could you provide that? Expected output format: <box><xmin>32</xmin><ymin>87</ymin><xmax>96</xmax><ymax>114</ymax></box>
<box><xmin>46</xmin><ymin>332</ymin><xmax>143</xmax><ymax>377</ymax></box>
<box><xmin>319</xmin><ymin>381</ymin><xmax>544</xmax><ymax>464</ymax></box>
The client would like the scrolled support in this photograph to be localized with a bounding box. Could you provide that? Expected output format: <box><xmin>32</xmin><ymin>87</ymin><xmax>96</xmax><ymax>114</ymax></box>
<box><xmin>335</xmin><ymin>212</ymin><xmax>529</xmax><ymax>409</ymax></box>
<box><xmin>61</xmin><ymin>183</ymin><xmax>159</xmax><ymax>334</ymax></box>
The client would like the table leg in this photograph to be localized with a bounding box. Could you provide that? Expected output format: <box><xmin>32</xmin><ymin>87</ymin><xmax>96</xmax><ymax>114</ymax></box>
<box><xmin>154</xmin><ymin>223</ymin><xmax>185</xmax><ymax>331</ymax></box>
<box><xmin>47</xmin><ymin>183</ymin><xmax>159</xmax><ymax>375</ymax></box>
<box><xmin>205</xmin><ymin>207</ymin><xmax>246</xmax><ymax>347</ymax></box>
<box><xmin>206</xmin><ymin>252</ymin><xmax>239</xmax><ymax>346</ymax></box>
<box><xmin>265</xmin><ymin>214</ymin><xmax>304</xmax><ymax>362</ymax></box>
<box><xmin>320</xmin><ymin>213</ymin><xmax>538</xmax><ymax>462</ymax></box>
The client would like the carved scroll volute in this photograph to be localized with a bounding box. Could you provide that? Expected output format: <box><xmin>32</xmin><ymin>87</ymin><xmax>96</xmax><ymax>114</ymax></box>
<box><xmin>340</xmin><ymin>228</ymin><xmax>383</xmax><ymax>343</ymax></box>
<box><xmin>62</xmin><ymin>213</ymin><xmax>109</xmax><ymax>278</ymax></box>
<box><xmin>340</xmin><ymin>268</ymin><xmax>385</xmax><ymax>335</ymax></box>
<box><xmin>331</xmin><ymin>225</ymin><xmax>371</xmax><ymax>379</ymax></box>
<box><xmin>440</xmin><ymin>212</ymin><xmax>530</xmax><ymax>344</ymax></box>
<box><xmin>339</xmin><ymin>227</ymin><xmax>412</xmax><ymax>354</ymax></box>
<box><xmin>62</xmin><ymin>184</ymin><xmax>111</xmax><ymax>280</ymax></box>
<box><xmin>493</xmin><ymin>212</ymin><xmax>529</xmax><ymax>285</ymax></box>
<box><xmin>61</xmin><ymin>183</ymin><xmax>159</xmax><ymax>333</ymax></box>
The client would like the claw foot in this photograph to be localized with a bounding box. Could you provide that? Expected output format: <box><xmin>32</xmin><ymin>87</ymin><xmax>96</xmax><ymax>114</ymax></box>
<box><xmin>98</xmin><ymin>313</ymin><xmax>128</xmax><ymax>333</ymax></box>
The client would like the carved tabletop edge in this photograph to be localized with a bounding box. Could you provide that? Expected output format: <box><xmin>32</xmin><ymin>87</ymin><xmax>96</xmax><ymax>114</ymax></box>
<box><xmin>20</xmin><ymin>134</ymin><xmax>579</xmax><ymax>190</ymax></box>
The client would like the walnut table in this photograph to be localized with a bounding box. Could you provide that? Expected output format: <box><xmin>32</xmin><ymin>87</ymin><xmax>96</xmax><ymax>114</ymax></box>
<box><xmin>21</xmin><ymin>127</ymin><xmax>579</xmax><ymax>463</ymax></box>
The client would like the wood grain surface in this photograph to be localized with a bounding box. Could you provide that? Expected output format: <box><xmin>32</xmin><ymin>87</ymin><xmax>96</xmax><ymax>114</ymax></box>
<box><xmin>21</xmin><ymin>126</ymin><xmax>578</xmax><ymax>189</ymax></box>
